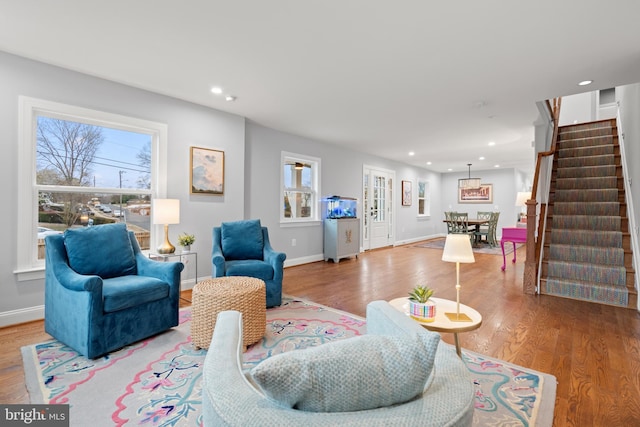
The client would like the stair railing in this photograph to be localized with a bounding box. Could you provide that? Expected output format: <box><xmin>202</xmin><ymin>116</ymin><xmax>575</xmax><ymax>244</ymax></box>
<box><xmin>523</xmin><ymin>98</ymin><xmax>561</xmax><ymax>294</ymax></box>
<box><xmin>616</xmin><ymin>105</ymin><xmax>640</xmax><ymax>307</ymax></box>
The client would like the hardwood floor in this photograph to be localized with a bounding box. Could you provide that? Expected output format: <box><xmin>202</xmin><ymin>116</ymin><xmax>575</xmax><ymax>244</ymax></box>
<box><xmin>2</xmin><ymin>243</ymin><xmax>640</xmax><ymax>426</ymax></box>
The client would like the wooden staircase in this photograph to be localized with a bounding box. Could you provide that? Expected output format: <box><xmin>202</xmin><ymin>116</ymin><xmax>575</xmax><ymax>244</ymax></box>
<box><xmin>540</xmin><ymin>118</ymin><xmax>637</xmax><ymax>308</ymax></box>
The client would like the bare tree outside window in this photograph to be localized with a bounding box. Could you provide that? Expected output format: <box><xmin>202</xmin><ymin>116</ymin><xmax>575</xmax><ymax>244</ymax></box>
<box><xmin>37</xmin><ymin>117</ymin><xmax>104</xmax><ymax>226</ymax></box>
<box><xmin>136</xmin><ymin>144</ymin><xmax>151</xmax><ymax>189</ymax></box>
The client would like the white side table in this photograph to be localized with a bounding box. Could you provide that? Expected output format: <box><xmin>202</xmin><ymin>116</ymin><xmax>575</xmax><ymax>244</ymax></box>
<box><xmin>388</xmin><ymin>297</ymin><xmax>482</xmax><ymax>357</ymax></box>
<box><xmin>149</xmin><ymin>251</ymin><xmax>198</xmax><ymax>302</ymax></box>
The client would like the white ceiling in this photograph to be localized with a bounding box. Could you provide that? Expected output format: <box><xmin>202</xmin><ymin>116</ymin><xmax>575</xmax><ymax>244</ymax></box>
<box><xmin>2</xmin><ymin>1</ymin><xmax>640</xmax><ymax>175</ymax></box>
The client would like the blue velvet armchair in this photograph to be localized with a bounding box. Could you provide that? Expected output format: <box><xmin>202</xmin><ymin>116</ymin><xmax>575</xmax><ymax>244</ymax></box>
<box><xmin>212</xmin><ymin>219</ymin><xmax>286</xmax><ymax>307</ymax></box>
<box><xmin>44</xmin><ymin>223</ymin><xmax>184</xmax><ymax>359</ymax></box>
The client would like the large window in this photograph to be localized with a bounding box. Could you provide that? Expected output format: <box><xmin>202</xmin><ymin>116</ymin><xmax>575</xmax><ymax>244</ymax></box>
<box><xmin>17</xmin><ymin>97</ymin><xmax>168</xmax><ymax>279</ymax></box>
<box><xmin>281</xmin><ymin>152</ymin><xmax>320</xmax><ymax>223</ymax></box>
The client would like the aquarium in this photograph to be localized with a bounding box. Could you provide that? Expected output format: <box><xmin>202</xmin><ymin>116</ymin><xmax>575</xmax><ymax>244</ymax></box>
<box><xmin>322</xmin><ymin>196</ymin><xmax>358</xmax><ymax>219</ymax></box>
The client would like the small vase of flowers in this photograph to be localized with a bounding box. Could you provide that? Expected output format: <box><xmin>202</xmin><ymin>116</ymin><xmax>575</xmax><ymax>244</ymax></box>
<box><xmin>408</xmin><ymin>285</ymin><xmax>436</xmax><ymax>322</ymax></box>
<box><xmin>177</xmin><ymin>232</ymin><xmax>195</xmax><ymax>253</ymax></box>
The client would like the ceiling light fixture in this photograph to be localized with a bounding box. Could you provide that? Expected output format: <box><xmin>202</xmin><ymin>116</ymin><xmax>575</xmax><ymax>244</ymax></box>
<box><xmin>408</xmin><ymin>151</ymin><xmax>415</xmax><ymax>156</ymax></box>
<box><xmin>578</xmin><ymin>80</ymin><xmax>593</xmax><ymax>86</ymax></box>
<box><xmin>225</xmin><ymin>95</ymin><xmax>236</xmax><ymax>102</ymax></box>
<box><xmin>211</xmin><ymin>87</ymin><xmax>223</xmax><ymax>94</ymax></box>
<box><xmin>458</xmin><ymin>164</ymin><xmax>481</xmax><ymax>189</ymax></box>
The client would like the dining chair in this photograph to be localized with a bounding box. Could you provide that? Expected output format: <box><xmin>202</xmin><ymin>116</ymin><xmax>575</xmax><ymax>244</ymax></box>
<box><xmin>475</xmin><ymin>211</ymin><xmax>492</xmax><ymax>245</ymax></box>
<box><xmin>448</xmin><ymin>212</ymin><xmax>475</xmax><ymax>242</ymax></box>
<box><xmin>444</xmin><ymin>211</ymin><xmax>455</xmax><ymax>234</ymax></box>
<box><xmin>488</xmin><ymin>211</ymin><xmax>500</xmax><ymax>247</ymax></box>
<box><xmin>475</xmin><ymin>211</ymin><xmax>500</xmax><ymax>247</ymax></box>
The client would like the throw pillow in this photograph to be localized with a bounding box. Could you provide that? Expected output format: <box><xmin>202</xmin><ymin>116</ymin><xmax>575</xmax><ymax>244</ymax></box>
<box><xmin>64</xmin><ymin>222</ymin><xmax>137</xmax><ymax>279</ymax></box>
<box><xmin>220</xmin><ymin>219</ymin><xmax>263</xmax><ymax>260</ymax></box>
<box><xmin>249</xmin><ymin>332</ymin><xmax>440</xmax><ymax>413</ymax></box>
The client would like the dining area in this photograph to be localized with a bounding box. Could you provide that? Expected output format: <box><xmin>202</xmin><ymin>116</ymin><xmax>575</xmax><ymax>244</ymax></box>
<box><xmin>444</xmin><ymin>211</ymin><xmax>500</xmax><ymax>247</ymax></box>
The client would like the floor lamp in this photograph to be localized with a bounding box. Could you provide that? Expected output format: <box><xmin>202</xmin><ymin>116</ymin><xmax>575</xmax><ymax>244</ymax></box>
<box><xmin>442</xmin><ymin>234</ymin><xmax>475</xmax><ymax>322</ymax></box>
<box><xmin>152</xmin><ymin>199</ymin><xmax>180</xmax><ymax>254</ymax></box>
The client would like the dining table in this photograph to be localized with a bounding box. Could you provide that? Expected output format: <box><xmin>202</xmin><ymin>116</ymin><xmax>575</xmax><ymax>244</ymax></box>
<box><xmin>442</xmin><ymin>218</ymin><xmax>490</xmax><ymax>233</ymax></box>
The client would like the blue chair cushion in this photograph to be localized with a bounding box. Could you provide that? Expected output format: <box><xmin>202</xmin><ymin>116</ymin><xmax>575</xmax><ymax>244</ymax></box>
<box><xmin>64</xmin><ymin>223</ymin><xmax>136</xmax><ymax>279</ymax></box>
<box><xmin>102</xmin><ymin>276</ymin><xmax>169</xmax><ymax>313</ymax></box>
<box><xmin>225</xmin><ymin>260</ymin><xmax>274</xmax><ymax>281</ymax></box>
<box><xmin>221</xmin><ymin>219</ymin><xmax>264</xmax><ymax>260</ymax></box>
<box><xmin>250</xmin><ymin>332</ymin><xmax>440</xmax><ymax>412</ymax></box>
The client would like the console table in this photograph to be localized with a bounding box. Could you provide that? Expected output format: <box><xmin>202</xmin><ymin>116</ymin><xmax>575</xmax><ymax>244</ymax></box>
<box><xmin>500</xmin><ymin>227</ymin><xmax>527</xmax><ymax>271</ymax></box>
<box><xmin>149</xmin><ymin>251</ymin><xmax>198</xmax><ymax>302</ymax></box>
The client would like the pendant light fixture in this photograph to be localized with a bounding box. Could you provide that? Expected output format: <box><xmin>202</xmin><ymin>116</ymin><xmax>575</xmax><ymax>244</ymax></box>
<box><xmin>458</xmin><ymin>163</ymin><xmax>481</xmax><ymax>189</ymax></box>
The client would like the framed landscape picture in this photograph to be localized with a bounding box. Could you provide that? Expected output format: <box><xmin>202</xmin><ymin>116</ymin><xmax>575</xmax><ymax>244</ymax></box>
<box><xmin>402</xmin><ymin>180</ymin><xmax>412</xmax><ymax>206</ymax></box>
<box><xmin>190</xmin><ymin>146</ymin><xmax>224</xmax><ymax>195</ymax></box>
<box><xmin>458</xmin><ymin>184</ymin><xmax>493</xmax><ymax>204</ymax></box>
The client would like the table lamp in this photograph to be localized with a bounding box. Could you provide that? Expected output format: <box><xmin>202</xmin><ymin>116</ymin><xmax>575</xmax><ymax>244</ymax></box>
<box><xmin>441</xmin><ymin>234</ymin><xmax>475</xmax><ymax>322</ymax></box>
<box><xmin>515</xmin><ymin>191</ymin><xmax>531</xmax><ymax>222</ymax></box>
<box><xmin>152</xmin><ymin>198</ymin><xmax>180</xmax><ymax>254</ymax></box>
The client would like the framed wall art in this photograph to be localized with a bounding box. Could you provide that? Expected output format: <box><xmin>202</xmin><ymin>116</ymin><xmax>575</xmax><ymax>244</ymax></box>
<box><xmin>458</xmin><ymin>184</ymin><xmax>493</xmax><ymax>204</ymax></box>
<box><xmin>190</xmin><ymin>146</ymin><xmax>224</xmax><ymax>195</ymax></box>
<box><xmin>402</xmin><ymin>180</ymin><xmax>412</xmax><ymax>206</ymax></box>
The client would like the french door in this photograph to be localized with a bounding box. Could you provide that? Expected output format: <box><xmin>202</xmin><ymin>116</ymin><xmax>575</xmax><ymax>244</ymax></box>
<box><xmin>362</xmin><ymin>165</ymin><xmax>395</xmax><ymax>250</ymax></box>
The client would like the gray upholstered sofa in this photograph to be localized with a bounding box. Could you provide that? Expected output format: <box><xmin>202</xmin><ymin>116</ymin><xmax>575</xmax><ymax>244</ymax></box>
<box><xmin>202</xmin><ymin>300</ymin><xmax>474</xmax><ymax>426</ymax></box>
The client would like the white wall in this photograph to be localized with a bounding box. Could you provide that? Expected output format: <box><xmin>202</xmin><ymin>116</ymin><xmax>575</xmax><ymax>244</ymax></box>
<box><xmin>0</xmin><ymin>51</ymin><xmax>246</xmax><ymax>325</ymax></box>
<box><xmin>617</xmin><ymin>83</ymin><xmax>640</xmax><ymax>305</ymax></box>
<box><xmin>559</xmin><ymin>92</ymin><xmax>596</xmax><ymax>125</ymax></box>
<box><xmin>245</xmin><ymin>122</ymin><xmax>445</xmax><ymax>263</ymax></box>
<box><xmin>0</xmin><ymin>51</ymin><xmax>453</xmax><ymax>325</ymax></box>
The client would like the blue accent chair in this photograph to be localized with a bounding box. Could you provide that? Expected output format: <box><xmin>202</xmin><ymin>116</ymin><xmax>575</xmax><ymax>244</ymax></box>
<box><xmin>44</xmin><ymin>223</ymin><xmax>184</xmax><ymax>359</ymax></box>
<box><xmin>212</xmin><ymin>219</ymin><xmax>286</xmax><ymax>307</ymax></box>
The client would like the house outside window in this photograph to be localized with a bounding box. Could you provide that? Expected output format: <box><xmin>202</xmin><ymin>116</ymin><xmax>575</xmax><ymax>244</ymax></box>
<box><xmin>17</xmin><ymin>97</ymin><xmax>168</xmax><ymax>279</ymax></box>
<box><xmin>417</xmin><ymin>180</ymin><xmax>430</xmax><ymax>217</ymax></box>
<box><xmin>281</xmin><ymin>152</ymin><xmax>320</xmax><ymax>223</ymax></box>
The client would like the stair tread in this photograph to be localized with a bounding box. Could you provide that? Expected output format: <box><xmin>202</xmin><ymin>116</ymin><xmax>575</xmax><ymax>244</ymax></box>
<box><xmin>541</xmin><ymin>119</ymin><xmax>635</xmax><ymax>309</ymax></box>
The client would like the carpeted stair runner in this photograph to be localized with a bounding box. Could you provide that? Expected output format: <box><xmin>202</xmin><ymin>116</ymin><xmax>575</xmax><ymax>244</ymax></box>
<box><xmin>541</xmin><ymin>119</ymin><xmax>636</xmax><ymax>308</ymax></box>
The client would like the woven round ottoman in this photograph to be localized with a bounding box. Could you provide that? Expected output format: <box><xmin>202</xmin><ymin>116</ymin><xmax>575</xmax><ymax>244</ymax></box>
<box><xmin>191</xmin><ymin>277</ymin><xmax>266</xmax><ymax>349</ymax></box>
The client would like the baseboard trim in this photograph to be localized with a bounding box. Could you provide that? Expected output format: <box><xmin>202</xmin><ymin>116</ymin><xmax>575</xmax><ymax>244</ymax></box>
<box><xmin>285</xmin><ymin>254</ymin><xmax>325</xmax><ymax>268</ymax></box>
<box><xmin>394</xmin><ymin>233</ymin><xmax>444</xmax><ymax>247</ymax></box>
<box><xmin>0</xmin><ymin>305</ymin><xmax>44</xmax><ymax>327</ymax></box>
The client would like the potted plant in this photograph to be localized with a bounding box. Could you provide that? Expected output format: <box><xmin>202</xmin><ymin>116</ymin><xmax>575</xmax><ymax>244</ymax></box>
<box><xmin>408</xmin><ymin>285</ymin><xmax>436</xmax><ymax>322</ymax></box>
<box><xmin>177</xmin><ymin>232</ymin><xmax>195</xmax><ymax>253</ymax></box>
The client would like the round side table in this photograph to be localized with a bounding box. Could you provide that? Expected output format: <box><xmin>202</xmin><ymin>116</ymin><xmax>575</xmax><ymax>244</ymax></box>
<box><xmin>191</xmin><ymin>277</ymin><xmax>266</xmax><ymax>349</ymax></box>
<box><xmin>388</xmin><ymin>297</ymin><xmax>482</xmax><ymax>357</ymax></box>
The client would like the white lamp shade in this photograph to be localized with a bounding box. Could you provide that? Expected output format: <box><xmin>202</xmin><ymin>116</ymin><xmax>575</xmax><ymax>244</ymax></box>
<box><xmin>442</xmin><ymin>234</ymin><xmax>475</xmax><ymax>263</ymax></box>
<box><xmin>515</xmin><ymin>191</ymin><xmax>532</xmax><ymax>207</ymax></box>
<box><xmin>152</xmin><ymin>199</ymin><xmax>180</xmax><ymax>225</ymax></box>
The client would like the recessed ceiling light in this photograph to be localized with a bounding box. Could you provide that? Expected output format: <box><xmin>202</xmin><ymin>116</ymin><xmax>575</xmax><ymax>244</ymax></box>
<box><xmin>578</xmin><ymin>80</ymin><xmax>593</xmax><ymax>86</ymax></box>
<box><xmin>479</xmin><ymin>156</ymin><xmax>485</xmax><ymax>160</ymax></box>
<box><xmin>211</xmin><ymin>87</ymin><xmax>223</xmax><ymax>94</ymax></box>
<box><xmin>225</xmin><ymin>95</ymin><xmax>236</xmax><ymax>102</ymax></box>
<box><xmin>488</xmin><ymin>141</ymin><xmax>496</xmax><ymax>146</ymax></box>
<box><xmin>494</xmin><ymin>164</ymin><xmax>500</xmax><ymax>168</ymax></box>
<box><xmin>408</xmin><ymin>151</ymin><xmax>415</xmax><ymax>156</ymax></box>
<box><xmin>447</xmin><ymin>168</ymin><xmax>453</xmax><ymax>171</ymax></box>
<box><xmin>426</xmin><ymin>161</ymin><xmax>432</xmax><ymax>165</ymax></box>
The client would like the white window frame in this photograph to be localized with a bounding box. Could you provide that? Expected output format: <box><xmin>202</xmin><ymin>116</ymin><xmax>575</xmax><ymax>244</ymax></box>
<box><xmin>280</xmin><ymin>152</ymin><xmax>321</xmax><ymax>225</ymax></box>
<box><xmin>16</xmin><ymin>96</ymin><xmax>168</xmax><ymax>280</ymax></box>
<box><xmin>417</xmin><ymin>179</ymin><xmax>430</xmax><ymax>217</ymax></box>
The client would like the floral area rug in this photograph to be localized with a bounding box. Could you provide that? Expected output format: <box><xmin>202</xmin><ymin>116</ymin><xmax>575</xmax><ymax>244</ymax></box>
<box><xmin>22</xmin><ymin>297</ymin><xmax>555</xmax><ymax>426</ymax></box>
<box><xmin>414</xmin><ymin>237</ymin><xmax>523</xmax><ymax>256</ymax></box>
